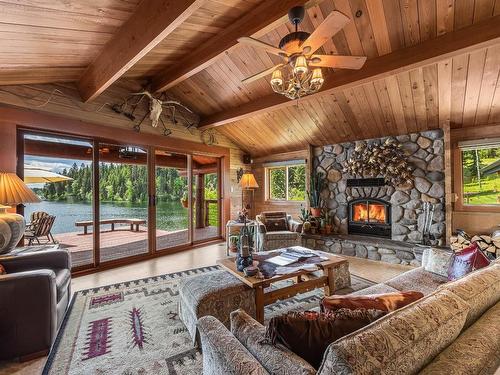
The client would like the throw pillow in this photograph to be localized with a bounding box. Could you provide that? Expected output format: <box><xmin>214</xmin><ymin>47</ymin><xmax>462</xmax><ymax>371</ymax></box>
<box><xmin>447</xmin><ymin>242</ymin><xmax>490</xmax><ymax>281</ymax></box>
<box><xmin>265</xmin><ymin>309</ymin><xmax>385</xmax><ymax>369</ymax></box>
<box><xmin>320</xmin><ymin>290</ymin><xmax>424</xmax><ymax>313</ymax></box>
<box><xmin>265</xmin><ymin>217</ymin><xmax>288</xmax><ymax>232</ymax></box>
<box><xmin>0</xmin><ymin>264</ymin><xmax>6</xmax><ymax>275</ymax></box>
<box><xmin>423</xmin><ymin>247</ymin><xmax>453</xmax><ymax>277</ymax></box>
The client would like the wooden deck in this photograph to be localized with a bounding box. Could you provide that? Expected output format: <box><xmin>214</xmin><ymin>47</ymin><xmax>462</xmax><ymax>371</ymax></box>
<box><xmin>56</xmin><ymin>226</ymin><xmax>219</xmax><ymax>267</ymax></box>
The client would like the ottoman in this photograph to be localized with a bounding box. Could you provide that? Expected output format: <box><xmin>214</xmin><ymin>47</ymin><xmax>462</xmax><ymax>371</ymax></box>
<box><xmin>178</xmin><ymin>269</ymin><xmax>256</xmax><ymax>345</ymax></box>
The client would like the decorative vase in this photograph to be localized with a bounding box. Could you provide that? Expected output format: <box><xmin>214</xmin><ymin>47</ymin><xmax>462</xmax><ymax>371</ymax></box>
<box><xmin>0</xmin><ymin>207</ymin><xmax>25</xmax><ymax>255</ymax></box>
<box><xmin>310</xmin><ymin>207</ymin><xmax>322</xmax><ymax>217</ymax></box>
<box><xmin>302</xmin><ymin>221</ymin><xmax>311</xmax><ymax>234</ymax></box>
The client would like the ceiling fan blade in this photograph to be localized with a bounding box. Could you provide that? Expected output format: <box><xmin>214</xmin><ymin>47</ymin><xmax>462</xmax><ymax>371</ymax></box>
<box><xmin>309</xmin><ymin>55</ymin><xmax>367</xmax><ymax>70</ymax></box>
<box><xmin>242</xmin><ymin>64</ymin><xmax>283</xmax><ymax>84</ymax></box>
<box><xmin>301</xmin><ymin>11</ymin><xmax>350</xmax><ymax>55</ymax></box>
<box><xmin>237</xmin><ymin>37</ymin><xmax>287</xmax><ymax>57</ymax></box>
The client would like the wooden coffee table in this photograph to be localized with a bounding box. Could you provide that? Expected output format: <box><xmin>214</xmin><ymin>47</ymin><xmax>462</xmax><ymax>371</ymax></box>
<box><xmin>217</xmin><ymin>251</ymin><xmax>348</xmax><ymax>323</ymax></box>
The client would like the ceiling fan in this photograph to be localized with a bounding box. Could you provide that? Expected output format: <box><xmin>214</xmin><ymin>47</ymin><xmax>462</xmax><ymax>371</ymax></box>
<box><xmin>238</xmin><ymin>6</ymin><xmax>367</xmax><ymax>99</ymax></box>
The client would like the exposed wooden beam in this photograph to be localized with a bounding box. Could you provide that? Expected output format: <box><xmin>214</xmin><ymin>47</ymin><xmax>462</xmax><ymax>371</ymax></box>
<box><xmin>198</xmin><ymin>15</ymin><xmax>500</xmax><ymax>130</ymax></box>
<box><xmin>78</xmin><ymin>0</ymin><xmax>205</xmax><ymax>102</ymax></box>
<box><xmin>151</xmin><ymin>0</ymin><xmax>315</xmax><ymax>93</ymax></box>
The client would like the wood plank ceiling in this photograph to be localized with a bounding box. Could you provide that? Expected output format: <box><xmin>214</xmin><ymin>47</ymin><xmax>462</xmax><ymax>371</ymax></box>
<box><xmin>1</xmin><ymin>0</ymin><xmax>500</xmax><ymax>156</ymax></box>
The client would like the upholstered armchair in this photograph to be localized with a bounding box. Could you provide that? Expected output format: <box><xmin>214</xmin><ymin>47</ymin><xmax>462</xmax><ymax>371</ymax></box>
<box><xmin>255</xmin><ymin>211</ymin><xmax>302</xmax><ymax>251</ymax></box>
<box><xmin>0</xmin><ymin>249</ymin><xmax>72</xmax><ymax>360</ymax></box>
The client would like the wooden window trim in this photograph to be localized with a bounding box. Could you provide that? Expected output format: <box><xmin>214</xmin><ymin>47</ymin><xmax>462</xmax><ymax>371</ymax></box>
<box><xmin>453</xmin><ymin>146</ymin><xmax>500</xmax><ymax>213</ymax></box>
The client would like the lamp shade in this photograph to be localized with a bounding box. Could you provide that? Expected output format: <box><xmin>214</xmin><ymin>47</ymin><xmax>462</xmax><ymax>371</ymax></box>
<box><xmin>240</xmin><ymin>173</ymin><xmax>259</xmax><ymax>189</ymax></box>
<box><xmin>0</xmin><ymin>173</ymin><xmax>41</xmax><ymax>206</ymax></box>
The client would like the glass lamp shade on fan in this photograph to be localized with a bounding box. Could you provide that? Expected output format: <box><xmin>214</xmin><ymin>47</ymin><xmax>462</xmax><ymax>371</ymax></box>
<box><xmin>0</xmin><ymin>173</ymin><xmax>40</xmax><ymax>254</ymax></box>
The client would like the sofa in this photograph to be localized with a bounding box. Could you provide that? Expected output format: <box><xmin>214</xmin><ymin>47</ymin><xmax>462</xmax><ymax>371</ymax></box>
<box><xmin>0</xmin><ymin>249</ymin><xmax>72</xmax><ymax>360</ymax></box>
<box><xmin>198</xmin><ymin>255</ymin><xmax>500</xmax><ymax>374</ymax></box>
<box><xmin>256</xmin><ymin>211</ymin><xmax>302</xmax><ymax>251</ymax></box>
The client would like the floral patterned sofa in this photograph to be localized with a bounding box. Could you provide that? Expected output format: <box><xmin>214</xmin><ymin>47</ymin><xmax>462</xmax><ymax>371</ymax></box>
<box><xmin>198</xmin><ymin>258</ymin><xmax>500</xmax><ymax>375</ymax></box>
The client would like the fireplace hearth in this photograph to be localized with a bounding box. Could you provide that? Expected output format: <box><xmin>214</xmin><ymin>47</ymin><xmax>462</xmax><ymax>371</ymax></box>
<box><xmin>348</xmin><ymin>198</ymin><xmax>391</xmax><ymax>238</ymax></box>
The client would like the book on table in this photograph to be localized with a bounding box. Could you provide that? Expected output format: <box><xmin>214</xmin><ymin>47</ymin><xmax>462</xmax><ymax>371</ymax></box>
<box><xmin>265</xmin><ymin>246</ymin><xmax>326</xmax><ymax>266</ymax></box>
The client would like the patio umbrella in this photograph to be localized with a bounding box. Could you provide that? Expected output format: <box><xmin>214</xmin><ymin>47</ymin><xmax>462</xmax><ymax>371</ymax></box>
<box><xmin>23</xmin><ymin>166</ymin><xmax>73</xmax><ymax>183</ymax></box>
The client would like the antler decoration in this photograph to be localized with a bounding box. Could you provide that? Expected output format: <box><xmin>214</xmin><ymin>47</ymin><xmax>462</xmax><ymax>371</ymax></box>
<box><xmin>111</xmin><ymin>90</ymin><xmax>199</xmax><ymax>136</ymax></box>
<box><xmin>343</xmin><ymin>138</ymin><xmax>413</xmax><ymax>186</ymax></box>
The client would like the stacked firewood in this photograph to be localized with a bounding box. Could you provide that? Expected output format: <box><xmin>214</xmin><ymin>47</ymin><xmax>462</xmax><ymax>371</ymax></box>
<box><xmin>450</xmin><ymin>230</ymin><xmax>500</xmax><ymax>259</ymax></box>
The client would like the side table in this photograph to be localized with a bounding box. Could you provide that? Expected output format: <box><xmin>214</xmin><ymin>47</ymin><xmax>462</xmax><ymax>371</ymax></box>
<box><xmin>225</xmin><ymin>220</ymin><xmax>260</xmax><ymax>256</ymax></box>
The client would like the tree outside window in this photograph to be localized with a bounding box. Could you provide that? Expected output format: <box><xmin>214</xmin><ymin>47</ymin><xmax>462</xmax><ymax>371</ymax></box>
<box><xmin>268</xmin><ymin>164</ymin><xmax>306</xmax><ymax>201</ymax></box>
<box><xmin>462</xmin><ymin>146</ymin><xmax>500</xmax><ymax>205</ymax></box>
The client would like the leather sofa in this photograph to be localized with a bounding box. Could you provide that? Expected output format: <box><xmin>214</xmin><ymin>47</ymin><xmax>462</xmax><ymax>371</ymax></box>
<box><xmin>0</xmin><ymin>249</ymin><xmax>71</xmax><ymax>360</ymax></box>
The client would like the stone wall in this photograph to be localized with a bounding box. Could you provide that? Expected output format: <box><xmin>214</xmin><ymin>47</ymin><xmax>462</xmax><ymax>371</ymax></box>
<box><xmin>314</xmin><ymin>129</ymin><xmax>446</xmax><ymax>244</ymax></box>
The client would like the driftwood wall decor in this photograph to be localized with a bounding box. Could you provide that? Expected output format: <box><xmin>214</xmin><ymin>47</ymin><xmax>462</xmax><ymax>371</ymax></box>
<box><xmin>343</xmin><ymin>138</ymin><xmax>413</xmax><ymax>186</ymax></box>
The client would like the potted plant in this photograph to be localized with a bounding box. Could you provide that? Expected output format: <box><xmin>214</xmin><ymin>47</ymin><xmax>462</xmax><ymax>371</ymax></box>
<box><xmin>308</xmin><ymin>171</ymin><xmax>325</xmax><ymax>217</ymax></box>
<box><xmin>323</xmin><ymin>208</ymin><xmax>333</xmax><ymax>235</ymax></box>
<box><xmin>180</xmin><ymin>191</ymin><xmax>189</xmax><ymax>208</ymax></box>
<box><xmin>299</xmin><ymin>205</ymin><xmax>311</xmax><ymax>234</ymax></box>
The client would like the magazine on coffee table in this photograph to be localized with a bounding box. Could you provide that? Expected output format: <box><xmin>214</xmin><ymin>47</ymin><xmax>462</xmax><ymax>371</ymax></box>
<box><xmin>265</xmin><ymin>246</ymin><xmax>328</xmax><ymax>266</ymax></box>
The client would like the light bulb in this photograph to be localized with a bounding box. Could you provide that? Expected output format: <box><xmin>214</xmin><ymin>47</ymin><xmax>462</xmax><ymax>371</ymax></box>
<box><xmin>294</xmin><ymin>55</ymin><xmax>308</xmax><ymax>74</ymax></box>
<box><xmin>310</xmin><ymin>68</ymin><xmax>324</xmax><ymax>85</ymax></box>
<box><xmin>270</xmin><ymin>69</ymin><xmax>283</xmax><ymax>86</ymax></box>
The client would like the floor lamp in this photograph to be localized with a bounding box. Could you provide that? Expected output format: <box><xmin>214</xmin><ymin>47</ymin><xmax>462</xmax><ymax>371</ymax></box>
<box><xmin>240</xmin><ymin>172</ymin><xmax>259</xmax><ymax>219</ymax></box>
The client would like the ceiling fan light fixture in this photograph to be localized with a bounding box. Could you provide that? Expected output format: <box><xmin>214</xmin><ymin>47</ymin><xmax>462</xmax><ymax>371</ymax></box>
<box><xmin>294</xmin><ymin>55</ymin><xmax>308</xmax><ymax>74</ymax></box>
<box><xmin>270</xmin><ymin>69</ymin><xmax>284</xmax><ymax>86</ymax></box>
<box><xmin>310</xmin><ymin>68</ymin><xmax>324</xmax><ymax>85</ymax></box>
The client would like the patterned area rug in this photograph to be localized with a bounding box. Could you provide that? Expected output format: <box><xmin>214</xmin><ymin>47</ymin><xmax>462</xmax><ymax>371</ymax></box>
<box><xmin>43</xmin><ymin>265</ymin><xmax>375</xmax><ymax>375</ymax></box>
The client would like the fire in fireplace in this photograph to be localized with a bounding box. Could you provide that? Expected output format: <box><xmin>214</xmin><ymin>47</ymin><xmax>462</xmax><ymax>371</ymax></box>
<box><xmin>348</xmin><ymin>198</ymin><xmax>391</xmax><ymax>238</ymax></box>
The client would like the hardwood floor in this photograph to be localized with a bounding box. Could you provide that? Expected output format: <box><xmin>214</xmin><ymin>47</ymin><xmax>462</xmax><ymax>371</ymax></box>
<box><xmin>0</xmin><ymin>243</ymin><xmax>411</xmax><ymax>375</ymax></box>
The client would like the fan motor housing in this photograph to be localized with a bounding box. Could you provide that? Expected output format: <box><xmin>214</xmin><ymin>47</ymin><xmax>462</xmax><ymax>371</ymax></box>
<box><xmin>278</xmin><ymin>31</ymin><xmax>310</xmax><ymax>52</ymax></box>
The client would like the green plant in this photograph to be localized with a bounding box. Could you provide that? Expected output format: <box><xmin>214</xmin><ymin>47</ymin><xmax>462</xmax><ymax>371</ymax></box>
<box><xmin>308</xmin><ymin>170</ymin><xmax>325</xmax><ymax>208</ymax></box>
<box><xmin>322</xmin><ymin>208</ymin><xmax>332</xmax><ymax>225</ymax></box>
<box><xmin>299</xmin><ymin>205</ymin><xmax>311</xmax><ymax>222</ymax></box>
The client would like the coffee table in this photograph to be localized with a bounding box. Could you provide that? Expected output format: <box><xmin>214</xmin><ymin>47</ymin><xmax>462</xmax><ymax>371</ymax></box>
<box><xmin>217</xmin><ymin>251</ymin><xmax>348</xmax><ymax>323</ymax></box>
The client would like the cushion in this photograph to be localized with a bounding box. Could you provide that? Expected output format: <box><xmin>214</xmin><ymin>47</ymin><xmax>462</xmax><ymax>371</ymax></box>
<box><xmin>438</xmin><ymin>263</ymin><xmax>500</xmax><ymax>328</ymax></box>
<box><xmin>419</xmin><ymin>302</ymin><xmax>500</xmax><ymax>375</ymax></box>
<box><xmin>265</xmin><ymin>218</ymin><xmax>288</xmax><ymax>232</ymax></box>
<box><xmin>53</xmin><ymin>268</ymin><xmax>71</xmax><ymax>302</ymax></box>
<box><xmin>230</xmin><ymin>309</ymin><xmax>316</xmax><ymax>375</ymax></box>
<box><xmin>448</xmin><ymin>242</ymin><xmax>490</xmax><ymax>281</ymax></box>
<box><xmin>320</xmin><ymin>291</ymin><xmax>424</xmax><ymax>313</ymax></box>
<box><xmin>0</xmin><ymin>263</ymin><xmax>5</xmax><ymax>275</ymax></box>
<box><xmin>318</xmin><ymin>290</ymin><xmax>470</xmax><ymax>375</ymax></box>
<box><xmin>422</xmin><ymin>247</ymin><xmax>453</xmax><ymax>277</ymax></box>
<box><xmin>265</xmin><ymin>309</ymin><xmax>385</xmax><ymax>369</ymax></box>
<box><xmin>385</xmin><ymin>267</ymin><xmax>448</xmax><ymax>295</ymax></box>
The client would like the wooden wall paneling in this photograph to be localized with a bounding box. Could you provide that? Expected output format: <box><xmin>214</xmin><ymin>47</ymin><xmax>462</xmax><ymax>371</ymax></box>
<box><xmin>462</xmin><ymin>49</ymin><xmax>487</xmax><ymax>126</ymax></box>
<box><xmin>347</xmin><ymin>0</ymin><xmax>379</xmax><ymax>58</ymax></box>
<box><xmin>296</xmin><ymin>98</ymin><xmax>333</xmax><ymax>143</ymax></box>
<box><xmin>495</xmin><ymin>0</ymin><xmax>500</xmax><ymax>15</ymax></box>
<box><xmin>396</xmin><ymin>71</ymin><xmax>419</xmax><ymax>133</ymax></box>
<box><xmin>350</xmin><ymin>85</ymin><xmax>383</xmax><ymax>138</ymax></box>
<box><xmin>333</xmin><ymin>92</ymin><xmax>368</xmax><ymax>139</ymax></box>
<box><xmin>474</xmin><ymin>45</ymin><xmax>500</xmax><ymax>124</ymax></box>
<box><xmin>332</xmin><ymin>0</ymin><xmax>365</xmax><ymax>56</ymax></box>
<box><xmin>409</xmin><ymin>68</ymin><xmax>429</xmax><ymax>131</ymax></box>
<box><xmin>473</xmin><ymin>0</ymin><xmax>496</xmax><ymax>22</ymax></box>
<box><xmin>488</xmin><ymin>68</ymin><xmax>500</xmax><ymax>123</ymax></box>
<box><xmin>450</xmin><ymin>53</ymin><xmax>470</xmax><ymax>127</ymax></box>
<box><xmin>418</xmin><ymin>0</ymin><xmax>437</xmax><ymax>41</ymax></box>
<box><xmin>436</xmin><ymin>0</ymin><xmax>455</xmax><ymax>36</ymax></box>
<box><xmin>400</xmin><ymin>0</ymin><xmax>421</xmax><ymax>46</ymax></box>
<box><xmin>342</xmin><ymin>87</ymin><xmax>371</xmax><ymax>138</ymax></box>
<box><xmin>454</xmin><ymin>0</ymin><xmax>475</xmax><ymax>29</ymax></box>
<box><xmin>365</xmin><ymin>0</ymin><xmax>392</xmax><ymax>56</ymax></box>
<box><xmin>422</xmin><ymin>64</ymin><xmax>440</xmax><ymax>128</ymax></box>
<box><xmin>382</xmin><ymin>0</ymin><xmax>406</xmax><ymax>51</ymax></box>
<box><xmin>385</xmin><ymin>75</ymin><xmax>409</xmax><ymax>134</ymax></box>
<box><xmin>317</xmin><ymin>94</ymin><xmax>351</xmax><ymax>142</ymax></box>
<box><xmin>437</xmin><ymin>59</ymin><xmax>453</xmax><ymax>127</ymax></box>
<box><xmin>443</xmin><ymin>122</ymin><xmax>453</xmax><ymax>243</ymax></box>
<box><xmin>361</xmin><ymin>82</ymin><xmax>389</xmax><ymax>136</ymax></box>
<box><xmin>373</xmin><ymin>78</ymin><xmax>398</xmax><ymax>133</ymax></box>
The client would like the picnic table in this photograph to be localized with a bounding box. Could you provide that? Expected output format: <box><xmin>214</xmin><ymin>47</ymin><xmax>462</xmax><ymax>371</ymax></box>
<box><xmin>75</xmin><ymin>218</ymin><xmax>146</xmax><ymax>234</ymax></box>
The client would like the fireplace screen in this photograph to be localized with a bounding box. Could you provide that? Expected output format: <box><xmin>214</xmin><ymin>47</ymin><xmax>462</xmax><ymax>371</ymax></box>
<box><xmin>348</xmin><ymin>198</ymin><xmax>391</xmax><ymax>238</ymax></box>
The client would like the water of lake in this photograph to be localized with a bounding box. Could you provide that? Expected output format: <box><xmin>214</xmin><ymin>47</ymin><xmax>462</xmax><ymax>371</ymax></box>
<box><xmin>24</xmin><ymin>199</ymin><xmax>190</xmax><ymax>234</ymax></box>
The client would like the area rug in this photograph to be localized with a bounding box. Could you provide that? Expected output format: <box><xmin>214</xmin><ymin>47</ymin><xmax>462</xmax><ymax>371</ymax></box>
<box><xmin>43</xmin><ymin>265</ymin><xmax>375</xmax><ymax>375</ymax></box>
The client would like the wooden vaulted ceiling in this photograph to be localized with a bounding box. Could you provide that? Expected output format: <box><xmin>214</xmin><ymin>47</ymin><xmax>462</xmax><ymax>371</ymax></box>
<box><xmin>1</xmin><ymin>0</ymin><xmax>500</xmax><ymax>156</ymax></box>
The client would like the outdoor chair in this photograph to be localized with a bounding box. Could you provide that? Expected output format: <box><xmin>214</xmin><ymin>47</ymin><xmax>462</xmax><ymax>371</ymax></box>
<box><xmin>25</xmin><ymin>214</ymin><xmax>57</xmax><ymax>245</ymax></box>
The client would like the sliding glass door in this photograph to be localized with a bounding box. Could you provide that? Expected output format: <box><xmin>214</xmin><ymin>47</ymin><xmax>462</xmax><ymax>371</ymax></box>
<box><xmin>154</xmin><ymin>150</ymin><xmax>190</xmax><ymax>250</ymax></box>
<box><xmin>98</xmin><ymin>143</ymin><xmax>149</xmax><ymax>263</ymax></box>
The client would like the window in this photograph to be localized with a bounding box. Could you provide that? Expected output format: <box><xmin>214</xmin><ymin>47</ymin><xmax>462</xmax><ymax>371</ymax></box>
<box><xmin>461</xmin><ymin>143</ymin><xmax>500</xmax><ymax>206</ymax></box>
<box><xmin>267</xmin><ymin>164</ymin><xmax>306</xmax><ymax>201</ymax></box>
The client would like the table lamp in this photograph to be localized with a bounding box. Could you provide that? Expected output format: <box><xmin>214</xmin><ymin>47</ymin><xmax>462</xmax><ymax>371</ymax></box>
<box><xmin>0</xmin><ymin>172</ymin><xmax>41</xmax><ymax>254</ymax></box>
<box><xmin>240</xmin><ymin>172</ymin><xmax>259</xmax><ymax>217</ymax></box>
